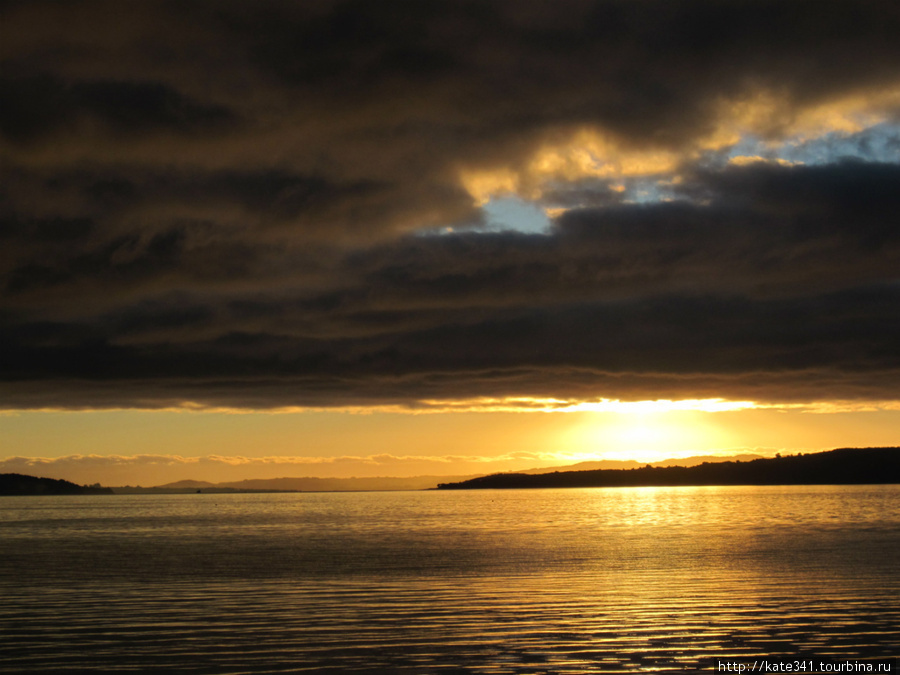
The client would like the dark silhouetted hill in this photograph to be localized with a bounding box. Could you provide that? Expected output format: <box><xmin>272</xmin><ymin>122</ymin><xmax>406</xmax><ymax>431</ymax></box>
<box><xmin>0</xmin><ymin>473</ymin><xmax>114</xmax><ymax>495</ymax></box>
<box><xmin>437</xmin><ymin>447</ymin><xmax>900</xmax><ymax>490</ymax></box>
<box><xmin>516</xmin><ymin>453</ymin><xmax>765</xmax><ymax>474</ymax></box>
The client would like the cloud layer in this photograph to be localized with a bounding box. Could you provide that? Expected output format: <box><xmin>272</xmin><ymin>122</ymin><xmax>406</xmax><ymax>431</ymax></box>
<box><xmin>2</xmin><ymin>0</ymin><xmax>899</xmax><ymax>409</ymax></box>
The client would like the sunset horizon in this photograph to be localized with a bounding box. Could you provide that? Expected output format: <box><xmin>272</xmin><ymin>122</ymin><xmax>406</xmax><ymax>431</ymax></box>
<box><xmin>5</xmin><ymin>401</ymin><xmax>900</xmax><ymax>486</ymax></box>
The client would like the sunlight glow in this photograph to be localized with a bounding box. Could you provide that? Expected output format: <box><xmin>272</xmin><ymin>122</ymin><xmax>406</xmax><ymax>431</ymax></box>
<box><xmin>414</xmin><ymin>397</ymin><xmax>759</xmax><ymax>414</ymax></box>
<box><xmin>570</xmin><ymin>409</ymin><xmax>740</xmax><ymax>464</ymax></box>
<box><xmin>558</xmin><ymin>398</ymin><xmax>758</xmax><ymax>414</ymax></box>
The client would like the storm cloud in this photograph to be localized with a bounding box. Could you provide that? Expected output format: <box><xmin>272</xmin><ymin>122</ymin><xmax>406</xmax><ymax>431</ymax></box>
<box><xmin>2</xmin><ymin>0</ymin><xmax>899</xmax><ymax>409</ymax></box>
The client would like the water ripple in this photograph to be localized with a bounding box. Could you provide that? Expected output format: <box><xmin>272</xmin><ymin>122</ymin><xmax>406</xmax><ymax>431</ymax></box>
<box><xmin>2</xmin><ymin>486</ymin><xmax>898</xmax><ymax>673</ymax></box>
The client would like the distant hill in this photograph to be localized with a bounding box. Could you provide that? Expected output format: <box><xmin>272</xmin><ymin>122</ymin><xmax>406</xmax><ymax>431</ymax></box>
<box><xmin>145</xmin><ymin>474</ymin><xmax>487</xmax><ymax>493</ymax></box>
<box><xmin>437</xmin><ymin>447</ymin><xmax>900</xmax><ymax>490</ymax></box>
<box><xmin>0</xmin><ymin>473</ymin><xmax>114</xmax><ymax>496</ymax></box>
<box><xmin>157</xmin><ymin>480</ymin><xmax>217</xmax><ymax>489</ymax></box>
<box><xmin>140</xmin><ymin>454</ymin><xmax>768</xmax><ymax>492</ymax></box>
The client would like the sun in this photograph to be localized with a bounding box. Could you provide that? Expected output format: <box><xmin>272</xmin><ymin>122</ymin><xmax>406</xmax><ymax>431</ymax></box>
<box><xmin>569</xmin><ymin>407</ymin><xmax>740</xmax><ymax>464</ymax></box>
<box><xmin>613</xmin><ymin>421</ymin><xmax>671</xmax><ymax>451</ymax></box>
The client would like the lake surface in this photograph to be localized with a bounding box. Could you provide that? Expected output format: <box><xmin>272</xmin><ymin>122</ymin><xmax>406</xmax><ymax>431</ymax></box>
<box><xmin>1</xmin><ymin>486</ymin><xmax>898</xmax><ymax>673</ymax></box>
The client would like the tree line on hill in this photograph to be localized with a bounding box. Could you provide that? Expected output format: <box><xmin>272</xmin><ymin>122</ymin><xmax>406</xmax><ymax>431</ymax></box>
<box><xmin>0</xmin><ymin>473</ymin><xmax>114</xmax><ymax>496</ymax></box>
<box><xmin>436</xmin><ymin>447</ymin><xmax>900</xmax><ymax>490</ymax></box>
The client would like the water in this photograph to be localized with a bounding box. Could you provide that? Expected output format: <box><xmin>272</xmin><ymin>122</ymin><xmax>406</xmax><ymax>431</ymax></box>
<box><xmin>1</xmin><ymin>486</ymin><xmax>898</xmax><ymax>673</ymax></box>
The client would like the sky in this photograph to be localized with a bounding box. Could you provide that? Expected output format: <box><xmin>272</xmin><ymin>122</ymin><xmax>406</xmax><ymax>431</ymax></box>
<box><xmin>1</xmin><ymin>0</ymin><xmax>899</xmax><ymax>486</ymax></box>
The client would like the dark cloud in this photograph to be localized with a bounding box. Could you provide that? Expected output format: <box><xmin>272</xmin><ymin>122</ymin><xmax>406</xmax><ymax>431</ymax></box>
<box><xmin>1</xmin><ymin>1</ymin><xmax>899</xmax><ymax>408</ymax></box>
<box><xmin>0</xmin><ymin>76</ymin><xmax>236</xmax><ymax>145</ymax></box>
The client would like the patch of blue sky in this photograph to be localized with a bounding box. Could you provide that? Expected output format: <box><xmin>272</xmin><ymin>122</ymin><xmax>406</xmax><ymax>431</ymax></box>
<box><xmin>416</xmin><ymin>195</ymin><xmax>552</xmax><ymax>237</ymax></box>
<box><xmin>725</xmin><ymin>121</ymin><xmax>900</xmax><ymax>166</ymax></box>
<box><xmin>618</xmin><ymin>178</ymin><xmax>678</xmax><ymax>205</ymax></box>
<box><xmin>479</xmin><ymin>196</ymin><xmax>552</xmax><ymax>235</ymax></box>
